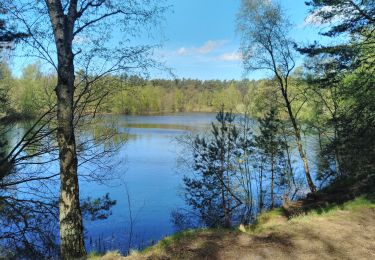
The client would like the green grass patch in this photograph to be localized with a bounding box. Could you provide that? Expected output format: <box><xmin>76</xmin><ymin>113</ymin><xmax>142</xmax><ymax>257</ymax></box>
<box><xmin>248</xmin><ymin>196</ymin><xmax>375</xmax><ymax>232</ymax></box>
<box><xmin>87</xmin><ymin>251</ymin><xmax>104</xmax><ymax>259</ymax></box>
<box><xmin>290</xmin><ymin>196</ymin><xmax>375</xmax><ymax>223</ymax></box>
<box><xmin>142</xmin><ymin>229</ymin><xmax>204</xmax><ymax>254</ymax></box>
<box><xmin>248</xmin><ymin>208</ymin><xmax>286</xmax><ymax>234</ymax></box>
<box><xmin>310</xmin><ymin>196</ymin><xmax>375</xmax><ymax>215</ymax></box>
<box><xmin>87</xmin><ymin>250</ymin><xmax>122</xmax><ymax>259</ymax></box>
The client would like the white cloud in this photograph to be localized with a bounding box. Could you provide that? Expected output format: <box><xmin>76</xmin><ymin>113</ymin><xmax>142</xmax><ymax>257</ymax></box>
<box><xmin>195</xmin><ymin>40</ymin><xmax>227</xmax><ymax>54</ymax></box>
<box><xmin>172</xmin><ymin>40</ymin><xmax>228</xmax><ymax>57</ymax></box>
<box><xmin>217</xmin><ymin>52</ymin><xmax>242</xmax><ymax>61</ymax></box>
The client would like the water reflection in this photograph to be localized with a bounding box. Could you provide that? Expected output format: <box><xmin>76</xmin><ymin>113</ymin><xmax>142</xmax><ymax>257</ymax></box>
<box><xmin>82</xmin><ymin>113</ymin><xmax>216</xmax><ymax>253</ymax></box>
<box><xmin>2</xmin><ymin>112</ymin><xmax>319</xmax><ymax>255</ymax></box>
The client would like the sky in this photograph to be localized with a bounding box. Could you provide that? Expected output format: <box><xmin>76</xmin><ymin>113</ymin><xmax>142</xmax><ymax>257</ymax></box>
<box><xmin>154</xmin><ymin>0</ymin><xmax>326</xmax><ymax>80</ymax></box>
<box><xmin>8</xmin><ymin>0</ymin><xmax>328</xmax><ymax>80</ymax></box>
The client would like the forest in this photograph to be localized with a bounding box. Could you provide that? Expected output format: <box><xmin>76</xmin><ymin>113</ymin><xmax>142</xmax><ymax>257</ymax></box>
<box><xmin>0</xmin><ymin>63</ymin><xmax>317</xmax><ymax>119</ymax></box>
<box><xmin>0</xmin><ymin>0</ymin><xmax>374</xmax><ymax>259</ymax></box>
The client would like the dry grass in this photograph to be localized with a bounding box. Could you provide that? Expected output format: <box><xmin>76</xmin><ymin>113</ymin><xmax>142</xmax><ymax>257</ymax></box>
<box><xmin>88</xmin><ymin>251</ymin><xmax>126</xmax><ymax>260</ymax></box>
<box><xmin>92</xmin><ymin>197</ymin><xmax>375</xmax><ymax>260</ymax></box>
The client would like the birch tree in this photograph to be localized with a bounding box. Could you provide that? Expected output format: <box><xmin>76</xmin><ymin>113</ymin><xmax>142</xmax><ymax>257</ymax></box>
<box><xmin>237</xmin><ymin>0</ymin><xmax>317</xmax><ymax>192</ymax></box>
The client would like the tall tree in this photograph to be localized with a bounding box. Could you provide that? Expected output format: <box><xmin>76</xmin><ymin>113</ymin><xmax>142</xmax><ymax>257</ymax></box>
<box><xmin>300</xmin><ymin>0</ymin><xmax>375</xmax><ymax>185</ymax></box>
<box><xmin>237</xmin><ymin>0</ymin><xmax>317</xmax><ymax>192</ymax></box>
<box><xmin>3</xmin><ymin>0</ymin><xmax>165</xmax><ymax>258</ymax></box>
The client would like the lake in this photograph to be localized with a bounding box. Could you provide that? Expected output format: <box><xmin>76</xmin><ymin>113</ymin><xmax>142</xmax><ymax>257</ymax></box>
<box><xmin>81</xmin><ymin>113</ymin><xmax>217</xmax><ymax>253</ymax></box>
<box><xmin>79</xmin><ymin>112</ymin><xmax>319</xmax><ymax>254</ymax></box>
<box><xmin>8</xmin><ymin>112</ymin><xmax>319</xmax><ymax>255</ymax></box>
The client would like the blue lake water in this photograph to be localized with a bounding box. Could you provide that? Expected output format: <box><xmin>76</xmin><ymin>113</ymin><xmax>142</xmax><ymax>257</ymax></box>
<box><xmin>81</xmin><ymin>113</ymin><xmax>217</xmax><ymax>253</ymax></box>
<box><xmin>10</xmin><ymin>112</ymin><xmax>319</xmax><ymax>254</ymax></box>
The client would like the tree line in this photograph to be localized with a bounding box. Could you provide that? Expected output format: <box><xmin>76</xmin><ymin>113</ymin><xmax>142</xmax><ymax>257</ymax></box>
<box><xmin>0</xmin><ymin>65</ymin><xmax>311</xmax><ymax>118</ymax></box>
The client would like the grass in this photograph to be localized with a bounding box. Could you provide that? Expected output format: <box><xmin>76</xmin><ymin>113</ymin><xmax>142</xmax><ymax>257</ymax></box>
<box><xmin>135</xmin><ymin>196</ymin><xmax>375</xmax><ymax>259</ymax></box>
<box><xmin>94</xmin><ymin>196</ymin><xmax>375</xmax><ymax>259</ymax></box>
<box><xmin>141</xmin><ymin>228</ymin><xmax>238</xmax><ymax>256</ymax></box>
<box><xmin>292</xmin><ymin>196</ymin><xmax>375</xmax><ymax>220</ymax></box>
<box><xmin>87</xmin><ymin>250</ymin><xmax>123</xmax><ymax>259</ymax></box>
<box><xmin>248</xmin><ymin>208</ymin><xmax>286</xmax><ymax>234</ymax></box>
<box><xmin>142</xmin><ymin>229</ymin><xmax>202</xmax><ymax>254</ymax></box>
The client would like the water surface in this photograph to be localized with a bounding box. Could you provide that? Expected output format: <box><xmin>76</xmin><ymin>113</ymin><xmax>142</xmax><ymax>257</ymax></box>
<box><xmin>9</xmin><ymin>112</ymin><xmax>318</xmax><ymax>254</ymax></box>
<box><xmin>82</xmin><ymin>113</ymin><xmax>217</xmax><ymax>252</ymax></box>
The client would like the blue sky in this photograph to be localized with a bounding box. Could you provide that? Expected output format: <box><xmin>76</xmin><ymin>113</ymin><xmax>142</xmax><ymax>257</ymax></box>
<box><xmin>9</xmin><ymin>0</ymin><xmax>327</xmax><ymax>80</ymax></box>
<box><xmin>155</xmin><ymin>0</ymin><xmax>326</xmax><ymax>80</ymax></box>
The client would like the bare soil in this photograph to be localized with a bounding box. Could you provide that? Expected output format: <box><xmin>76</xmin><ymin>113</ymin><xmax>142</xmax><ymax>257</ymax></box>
<box><xmin>123</xmin><ymin>207</ymin><xmax>375</xmax><ymax>260</ymax></box>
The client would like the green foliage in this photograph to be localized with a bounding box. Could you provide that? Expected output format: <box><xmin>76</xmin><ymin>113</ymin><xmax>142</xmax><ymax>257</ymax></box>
<box><xmin>255</xmin><ymin>107</ymin><xmax>290</xmax><ymax>209</ymax></box>
<box><xmin>81</xmin><ymin>193</ymin><xmax>117</xmax><ymax>221</ymax></box>
<box><xmin>183</xmin><ymin>108</ymin><xmax>247</xmax><ymax>227</ymax></box>
<box><xmin>105</xmin><ymin>78</ymin><xmax>247</xmax><ymax>115</ymax></box>
<box><xmin>305</xmin><ymin>0</ymin><xmax>375</xmax><ymax>37</ymax></box>
<box><xmin>300</xmin><ymin>0</ymin><xmax>375</xmax><ymax>187</ymax></box>
<box><xmin>0</xmin><ymin>63</ymin><xmax>12</xmax><ymax>115</ymax></box>
<box><xmin>0</xmin><ymin>62</ymin><xmax>55</xmax><ymax>119</ymax></box>
<box><xmin>256</xmin><ymin>108</ymin><xmax>284</xmax><ymax>157</ymax></box>
<box><xmin>3</xmin><ymin>64</ymin><xmax>297</xmax><ymax>120</ymax></box>
<box><xmin>96</xmin><ymin>77</ymin><xmax>286</xmax><ymax>116</ymax></box>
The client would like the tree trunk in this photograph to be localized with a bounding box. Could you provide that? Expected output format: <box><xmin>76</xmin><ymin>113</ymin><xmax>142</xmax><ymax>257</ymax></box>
<box><xmin>271</xmin><ymin>156</ymin><xmax>275</xmax><ymax>209</ymax></box>
<box><xmin>45</xmin><ymin>1</ymin><xmax>86</xmax><ymax>258</ymax></box>
<box><xmin>333</xmin><ymin>119</ymin><xmax>343</xmax><ymax>176</ymax></box>
<box><xmin>56</xmin><ymin>64</ymin><xmax>86</xmax><ymax>259</ymax></box>
<box><xmin>282</xmin><ymin>90</ymin><xmax>317</xmax><ymax>193</ymax></box>
<box><xmin>220</xmin><ymin>176</ymin><xmax>231</xmax><ymax>228</ymax></box>
<box><xmin>221</xmin><ymin>172</ymin><xmax>231</xmax><ymax>228</ymax></box>
<box><xmin>259</xmin><ymin>160</ymin><xmax>264</xmax><ymax>213</ymax></box>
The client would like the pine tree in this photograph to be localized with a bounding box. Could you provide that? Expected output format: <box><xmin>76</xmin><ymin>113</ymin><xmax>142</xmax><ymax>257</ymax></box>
<box><xmin>300</xmin><ymin>0</ymin><xmax>375</xmax><ymax>186</ymax></box>
<box><xmin>255</xmin><ymin>107</ymin><xmax>287</xmax><ymax>209</ymax></box>
<box><xmin>183</xmin><ymin>108</ymin><xmax>245</xmax><ymax>227</ymax></box>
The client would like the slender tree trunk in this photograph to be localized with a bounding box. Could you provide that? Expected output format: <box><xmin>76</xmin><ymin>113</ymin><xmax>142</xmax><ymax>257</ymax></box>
<box><xmin>271</xmin><ymin>155</ymin><xmax>275</xmax><ymax>209</ymax></box>
<box><xmin>282</xmin><ymin>90</ymin><xmax>317</xmax><ymax>193</ymax></box>
<box><xmin>226</xmin><ymin>171</ymin><xmax>232</xmax><ymax>228</ymax></box>
<box><xmin>45</xmin><ymin>1</ymin><xmax>86</xmax><ymax>258</ymax></box>
<box><xmin>259</xmin><ymin>159</ymin><xmax>264</xmax><ymax>213</ymax></box>
<box><xmin>220</xmin><ymin>178</ymin><xmax>231</xmax><ymax>228</ymax></box>
<box><xmin>220</xmin><ymin>153</ymin><xmax>229</xmax><ymax>227</ymax></box>
<box><xmin>332</xmin><ymin>119</ymin><xmax>343</xmax><ymax>176</ymax></box>
<box><xmin>284</xmin><ymin>133</ymin><xmax>298</xmax><ymax>199</ymax></box>
<box><xmin>245</xmin><ymin>158</ymin><xmax>253</xmax><ymax>224</ymax></box>
<box><xmin>220</xmin><ymin>119</ymin><xmax>231</xmax><ymax>228</ymax></box>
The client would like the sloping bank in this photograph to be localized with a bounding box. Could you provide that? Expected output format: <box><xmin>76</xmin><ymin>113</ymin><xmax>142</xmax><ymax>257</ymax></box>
<box><xmin>90</xmin><ymin>196</ymin><xmax>375</xmax><ymax>260</ymax></box>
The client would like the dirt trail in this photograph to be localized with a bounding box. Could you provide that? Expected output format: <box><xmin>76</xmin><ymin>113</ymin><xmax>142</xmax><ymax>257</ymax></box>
<box><xmin>123</xmin><ymin>207</ymin><xmax>375</xmax><ymax>260</ymax></box>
